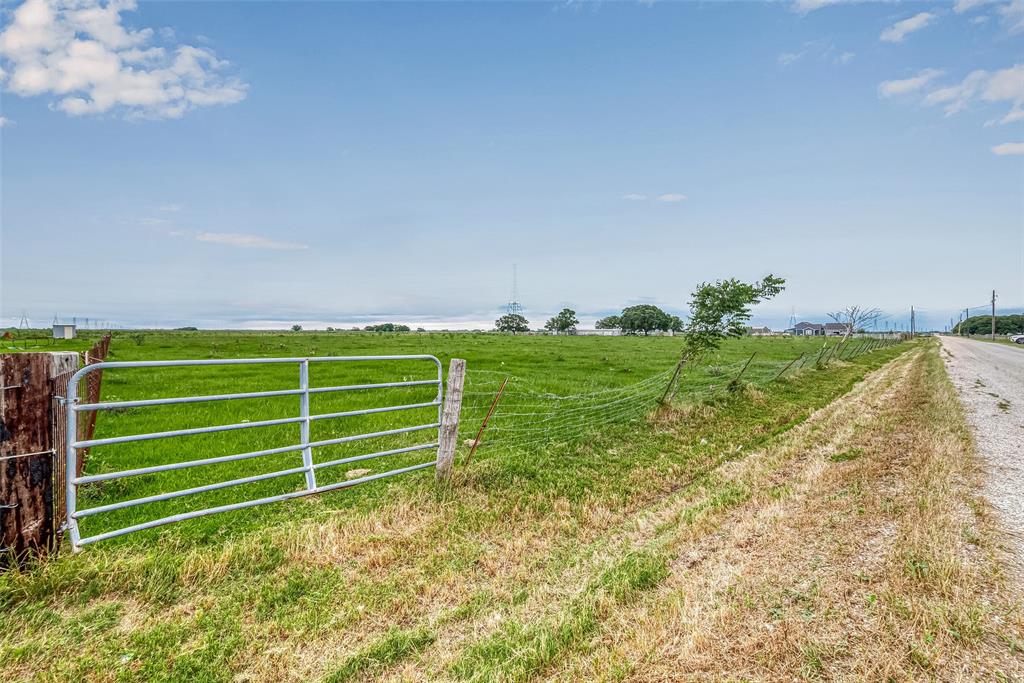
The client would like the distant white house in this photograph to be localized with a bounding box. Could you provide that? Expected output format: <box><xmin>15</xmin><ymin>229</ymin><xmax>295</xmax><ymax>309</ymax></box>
<box><xmin>787</xmin><ymin>322</ymin><xmax>824</xmax><ymax>336</ymax></box>
<box><xmin>746</xmin><ymin>326</ymin><xmax>774</xmax><ymax>336</ymax></box>
<box><xmin>53</xmin><ymin>324</ymin><xmax>77</xmax><ymax>340</ymax></box>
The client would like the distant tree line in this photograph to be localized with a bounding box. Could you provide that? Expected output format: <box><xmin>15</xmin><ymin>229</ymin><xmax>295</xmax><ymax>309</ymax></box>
<box><xmin>494</xmin><ymin>282</ymin><xmax>786</xmax><ymax>341</ymax></box>
<box><xmin>954</xmin><ymin>314</ymin><xmax>1024</xmax><ymax>335</ymax></box>
<box><xmin>296</xmin><ymin>324</ymin><xmax>420</xmax><ymax>332</ymax></box>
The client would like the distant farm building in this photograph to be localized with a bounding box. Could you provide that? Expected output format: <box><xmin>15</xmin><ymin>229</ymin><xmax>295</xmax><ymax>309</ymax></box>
<box><xmin>787</xmin><ymin>322</ymin><xmax>824</xmax><ymax>336</ymax></box>
<box><xmin>575</xmin><ymin>328</ymin><xmax>622</xmax><ymax>336</ymax></box>
<box><xmin>824</xmin><ymin>322</ymin><xmax>847</xmax><ymax>337</ymax></box>
<box><xmin>52</xmin><ymin>324</ymin><xmax>77</xmax><ymax>340</ymax></box>
<box><xmin>746</xmin><ymin>326</ymin><xmax>774</xmax><ymax>336</ymax></box>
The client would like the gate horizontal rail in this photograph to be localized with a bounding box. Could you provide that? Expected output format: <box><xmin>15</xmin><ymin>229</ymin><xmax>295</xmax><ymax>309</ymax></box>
<box><xmin>64</xmin><ymin>355</ymin><xmax>444</xmax><ymax>550</ymax></box>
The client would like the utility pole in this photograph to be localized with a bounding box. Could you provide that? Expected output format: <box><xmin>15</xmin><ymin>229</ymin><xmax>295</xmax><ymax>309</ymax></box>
<box><xmin>991</xmin><ymin>290</ymin><xmax>997</xmax><ymax>340</ymax></box>
<box><xmin>963</xmin><ymin>308</ymin><xmax>968</xmax><ymax>336</ymax></box>
<box><xmin>910</xmin><ymin>306</ymin><xmax>915</xmax><ymax>339</ymax></box>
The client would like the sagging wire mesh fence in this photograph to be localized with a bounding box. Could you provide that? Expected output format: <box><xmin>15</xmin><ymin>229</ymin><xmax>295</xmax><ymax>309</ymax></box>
<box><xmin>458</xmin><ymin>336</ymin><xmax>902</xmax><ymax>458</ymax></box>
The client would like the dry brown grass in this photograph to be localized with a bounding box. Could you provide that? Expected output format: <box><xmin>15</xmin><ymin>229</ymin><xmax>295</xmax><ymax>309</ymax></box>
<box><xmin>542</xmin><ymin>345</ymin><xmax>1024</xmax><ymax>682</ymax></box>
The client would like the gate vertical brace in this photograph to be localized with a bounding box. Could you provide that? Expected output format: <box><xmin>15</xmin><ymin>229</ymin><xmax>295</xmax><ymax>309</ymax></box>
<box><xmin>299</xmin><ymin>360</ymin><xmax>316</xmax><ymax>490</ymax></box>
<box><xmin>65</xmin><ymin>392</ymin><xmax>81</xmax><ymax>551</ymax></box>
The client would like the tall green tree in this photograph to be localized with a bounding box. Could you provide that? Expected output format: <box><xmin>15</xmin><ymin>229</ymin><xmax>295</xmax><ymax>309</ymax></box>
<box><xmin>495</xmin><ymin>313</ymin><xmax>530</xmax><ymax>334</ymax></box>
<box><xmin>595</xmin><ymin>315</ymin><xmax>621</xmax><ymax>330</ymax></box>
<box><xmin>620</xmin><ymin>304</ymin><xmax>673</xmax><ymax>336</ymax></box>
<box><xmin>544</xmin><ymin>308</ymin><xmax>579</xmax><ymax>334</ymax></box>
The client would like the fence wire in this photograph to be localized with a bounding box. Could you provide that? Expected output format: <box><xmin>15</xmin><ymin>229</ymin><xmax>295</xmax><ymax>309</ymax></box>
<box><xmin>458</xmin><ymin>336</ymin><xmax>902</xmax><ymax>458</ymax></box>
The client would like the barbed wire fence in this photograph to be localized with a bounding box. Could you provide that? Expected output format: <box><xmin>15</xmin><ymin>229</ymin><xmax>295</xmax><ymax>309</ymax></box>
<box><xmin>457</xmin><ymin>336</ymin><xmax>903</xmax><ymax>460</ymax></box>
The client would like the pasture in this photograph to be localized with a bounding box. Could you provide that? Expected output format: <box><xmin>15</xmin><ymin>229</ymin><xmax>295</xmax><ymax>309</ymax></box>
<box><xmin>0</xmin><ymin>330</ymin><xmax>914</xmax><ymax>681</ymax></box>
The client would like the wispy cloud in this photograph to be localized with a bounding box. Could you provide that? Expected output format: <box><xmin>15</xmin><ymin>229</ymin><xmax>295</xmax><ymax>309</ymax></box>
<box><xmin>622</xmin><ymin>193</ymin><xmax>647</xmax><ymax>200</ymax></box>
<box><xmin>657</xmin><ymin>193</ymin><xmax>687</xmax><ymax>202</ymax></box>
<box><xmin>778</xmin><ymin>51</ymin><xmax>803</xmax><ymax>67</ymax></box>
<box><xmin>955</xmin><ymin>0</ymin><xmax>992</xmax><ymax>12</ymax></box>
<box><xmin>196</xmin><ymin>232</ymin><xmax>309</xmax><ymax>251</ymax></box>
<box><xmin>991</xmin><ymin>142</ymin><xmax>1024</xmax><ymax>155</ymax></box>
<box><xmin>0</xmin><ymin>0</ymin><xmax>248</xmax><ymax>120</ymax></box>
<box><xmin>0</xmin><ymin>116</ymin><xmax>13</xmax><ymax>127</ymax></box>
<box><xmin>778</xmin><ymin>41</ymin><xmax>853</xmax><ymax>68</ymax></box>
<box><xmin>880</xmin><ymin>12</ymin><xmax>937</xmax><ymax>43</ymax></box>
<box><xmin>921</xmin><ymin>64</ymin><xmax>1024</xmax><ymax>119</ymax></box>
<box><xmin>137</xmin><ymin>216</ymin><xmax>173</xmax><ymax>226</ymax></box>
<box><xmin>998</xmin><ymin>0</ymin><xmax>1024</xmax><ymax>33</ymax></box>
<box><xmin>158</xmin><ymin>203</ymin><xmax>182</xmax><ymax>212</ymax></box>
<box><xmin>955</xmin><ymin>0</ymin><xmax>991</xmax><ymax>12</ymax></box>
<box><xmin>791</xmin><ymin>0</ymin><xmax>852</xmax><ymax>14</ymax></box>
<box><xmin>877</xmin><ymin>68</ymin><xmax>943</xmax><ymax>98</ymax></box>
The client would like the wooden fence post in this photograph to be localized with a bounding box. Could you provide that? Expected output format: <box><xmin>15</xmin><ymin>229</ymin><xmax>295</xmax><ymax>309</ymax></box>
<box><xmin>435</xmin><ymin>359</ymin><xmax>466</xmax><ymax>483</ymax></box>
<box><xmin>1</xmin><ymin>352</ymin><xmax>78</xmax><ymax>564</ymax></box>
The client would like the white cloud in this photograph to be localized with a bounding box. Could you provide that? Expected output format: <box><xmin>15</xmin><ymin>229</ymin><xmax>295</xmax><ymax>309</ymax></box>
<box><xmin>0</xmin><ymin>116</ymin><xmax>13</xmax><ymax>127</ymax></box>
<box><xmin>971</xmin><ymin>15</ymin><xmax>990</xmax><ymax>24</ymax></box>
<box><xmin>877</xmin><ymin>68</ymin><xmax>943</xmax><ymax>98</ymax></box>
<box><xmin>196</xmin><ymin>232</ymin><xmax>309</xmax><ymax>251</ymax></box>
<box><xmin>657</xmin><ymin>193</ymin><xmax>687</xmax><ymax>202</ymax></box>
<box><xmin>791</xmin><ymin>0</ymin><xmax>851</xmax><ymax>14</ymax></box>
<box><xmin>0</xmin><ymin>0</ymin><xmax>247</xmax><ymax>120</ymax></box>
<box><xmin>880</xmin><ymin>12</ymin><xmax>937</xmax><ymax>43</ymax></box>
<box><xmin>1000</xmin><ymin>106</ymin><xmax>1024</xmax><ymax>124</ymax></box>
<box><xmin>778</xmin><ymin>52</ymin><xmax>803</xmax><ymax>66</ymax></box>
<box><xmin>954</xmin><ymin>0</ymin><xmax>991</xmax><ymax>12</ymax></box>
<box><xmin>921</xmin><ymin>64</ymin><xmax>1024</xmax><ymax>118</ymax></box>
<box><xmin>158</xmin><ymin>203</ymin><xmax>181</xmax><ymax>212</ymax></box>
<box><xmin>991</xmin><ymin>142</ymin><xmax>1024</xmax><ymax>155</ymax></box>
<box><xmin>835</xmin><ymin>51</ymin><xmax>855</xmax><ymax>65</ymax></box>
<box><xmin>622</xmin><ymin>193</ymin><xmax>647</xmax><ymax>201</ymax></box>
<box><xmin>998</xmin><ymin>0</ymin><xmax>1024</xmax><ymax>33</ymax></box>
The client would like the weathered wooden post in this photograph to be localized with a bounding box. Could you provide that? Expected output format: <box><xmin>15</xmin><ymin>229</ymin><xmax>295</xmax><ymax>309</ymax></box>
<box><xmin>1</xmin><ymin>352</ymin><xmax>78</xmax><ymax>564</ymax></box>
<box><xmin>435</xmin><ymin>358</ymin><xmax>466</xmax><ymax>483</ymax></box>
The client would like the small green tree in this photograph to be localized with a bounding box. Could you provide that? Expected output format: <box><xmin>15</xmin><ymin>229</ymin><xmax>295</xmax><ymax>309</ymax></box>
<box><xmin>291</xmin><ymin>324</ymin><xmax>302</xmax><ymax>332</ymax></box>
<box><xmin>620</xmin><ymin>304</ymin><xmax>673</xmax><ymax>336</ymax></box>
<box><xmin>495</xmin><ymin>313</ymin><xmax>530</xmax><ymax>334</ymax></box>
<box><xmin>662</xmin><ymin>274</ymin><xmax>786</xmax><ymax>402</ymax></box>
<box><xmin>544</xmin><ymin>308</ymin><xmax>579</xmax><ymax>334</ymax></box>
<box><xmin>595</xmin><ymin>315</ymin><xmax>621</xmax><ymax>330</ymax></box>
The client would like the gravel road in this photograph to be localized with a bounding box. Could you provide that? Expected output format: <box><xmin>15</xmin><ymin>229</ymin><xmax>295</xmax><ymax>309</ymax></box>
<box><xmin>940</xmin><ymin>336</ymin><xmax>1024</xmax><ymax>564</ymax></box>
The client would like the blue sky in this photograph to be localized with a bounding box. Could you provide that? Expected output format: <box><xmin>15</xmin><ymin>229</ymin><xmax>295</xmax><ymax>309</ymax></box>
<box><xmin>1</xmin><ymin>0</ymin><xmax>1022</xmax><ymax>331</ymax></box>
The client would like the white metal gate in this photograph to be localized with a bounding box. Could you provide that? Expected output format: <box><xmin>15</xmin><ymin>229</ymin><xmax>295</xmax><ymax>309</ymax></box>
<box><xmin>63</xmin><ymin>355</ymin><xmax>444</xmax><ymax>550</ymax></box>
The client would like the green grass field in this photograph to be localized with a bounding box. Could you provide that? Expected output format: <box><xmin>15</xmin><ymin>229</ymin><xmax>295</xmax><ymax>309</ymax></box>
<box><xmin>0</xmin><ymin>330</ymin><xmax>906</xmax><ymax>682</ymax></box>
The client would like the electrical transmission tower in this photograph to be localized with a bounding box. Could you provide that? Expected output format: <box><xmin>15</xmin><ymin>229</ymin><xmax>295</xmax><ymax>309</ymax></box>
<box><xmin>506</xmin><ymin>264</ymin><xmax>524</xmax><ymax>316</ymax></box>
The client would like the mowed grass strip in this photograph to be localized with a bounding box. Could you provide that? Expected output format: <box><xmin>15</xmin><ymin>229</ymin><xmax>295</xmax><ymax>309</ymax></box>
<box><xmin>0</xmin><ymin>331</ymin><xmax>907</xmax><ymax>682</ymax></box>
<box><xmin>449</xmin><ymin>549</ymin><xmax>670</xmax><ymax>683</ymax></box>
<box><xmin>540</xmin><ymin>342</ymin><xmax>1024</xmax><ymax>682</ymax></box>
